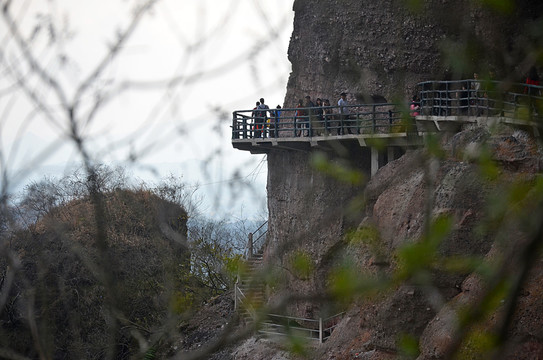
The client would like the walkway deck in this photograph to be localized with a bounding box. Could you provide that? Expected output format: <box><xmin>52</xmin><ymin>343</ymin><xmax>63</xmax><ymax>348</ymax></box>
<box><xmin>232</xmin><ymin>80</ymin><xmax>542</xmax><ymax>156</ymax></box>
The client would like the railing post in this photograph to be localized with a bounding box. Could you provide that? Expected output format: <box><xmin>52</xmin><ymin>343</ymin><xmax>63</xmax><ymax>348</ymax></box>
<box><xmin>232</xmin><ymin>112</ymin><xmax>237</xmax><ymax>140</ymax></box>
<box><xmin>356</xmin><ymin>107</ymin><xmax>360</xmax><ymax>134</ymax></box>
<box><xmin>248</xmin><ymin>232</ymin><xmax>253</xmax><ymax>259</ymax></box>
<box><xmin>446</xmin><ymin>81</ymin><xmax>450</xmax><ymax>116</ymax></box>
<box><xmin>243</xmin><ymin>117</ymin><xmax>248</xmax><ymax>139</ymax></box>
<box><xmin>319</xmin><ymin>317</ymin><xmax>323</xmax><ymax>343</ymax></box>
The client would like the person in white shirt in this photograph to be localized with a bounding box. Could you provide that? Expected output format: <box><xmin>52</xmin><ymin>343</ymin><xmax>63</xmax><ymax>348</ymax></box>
<box><xmin>338</xmin><ymin>92</ymin><xmax>352</xmax><ymax>134</ymax></box>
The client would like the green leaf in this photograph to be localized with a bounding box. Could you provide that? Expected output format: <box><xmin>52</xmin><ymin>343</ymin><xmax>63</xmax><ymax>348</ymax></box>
<box><xmin>398</xmin><ymin>333</ymin><xmax>420</xmax><ymax>358</ymax></box>
<box><xmin>291</xmin><ymin>251</ymin><xmax>314</xmax><ymax>279</ymax></box>
<box><xmin>396</xmin><ymin>215</ymin><xmax>453</xmax><ymax>280</ymax></box>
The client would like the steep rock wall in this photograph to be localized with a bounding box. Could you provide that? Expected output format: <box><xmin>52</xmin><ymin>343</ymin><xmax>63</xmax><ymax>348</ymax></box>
<box><xmin>255</xmin><ymin>0</ymin><xmax>543</xmax><ymax>358</ymax></box>
<box><xmin>266</xmin><ymin>0</ymin><xmax>543</xmax><ymax>314</ymax></box>
<box><xmin>284</xmin><ymin>0</ymin><xmax>538</xmax><ymax>107</ymax></box>
<box><xmin>265</xmin><ymin>146</ymin><xmax>369</xmax><ymax>310</ymax></box>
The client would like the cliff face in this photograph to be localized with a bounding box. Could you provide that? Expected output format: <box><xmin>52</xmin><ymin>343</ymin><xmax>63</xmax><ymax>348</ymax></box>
<box><xmin>314</xmin><ymin>126</ymin><xmax>543</xmax><ymax>359</ymax></box>
<box><xmin>266</xmin><ymin>147</ymin><xmax>369</xmax><ymax>304</ymax></box>
<box><xmin>264</xmin><ymin>125</ymin><xmax>543</xmax><ymax>359</ymax></box>
<box><xmin>258</xmin><ymin>0</ymin><xmax>543</xmax><ymax>359</ymax></box>
<box><xmin>284</xmin><ymin>0</ymin><xmax>539</xmax><ymax>107</ymax></box>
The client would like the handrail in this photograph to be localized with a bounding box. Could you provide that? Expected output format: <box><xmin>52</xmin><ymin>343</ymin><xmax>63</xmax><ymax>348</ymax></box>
<box><xmin>232</xmin><ymin>103</ymin><xmax>407</xmax><ymax>140</ymax></box>
<box><xmin>235</xmin><ymin>220</ymin><xmax>268</xmax><ymax>315</ymax></box>
<box><xmin>234</xmin><ymin>282</ymin><xmax>246</xmax><ymax>310</ymax></box>
<box><xmin>416</xmin><ymin>79</ymin><xmax>543</xmax><ymax>120</ymax></box>
<box><xmin>246</xmin><ymin>220</ymin><xmax>268</xmax><ymax>259</ymax></box>
<box><xmin>253</xmin><ymin>220</ymin><xmax>268</xmax><ymax>234</ymax></box>
<box><xmin>233</xmin><ymin>80</ymin><xmax>543</xmax><ymax>141</ymax></box>
<box><xmin>234</xmin><ymin>282</ymin><xmax>259</xmax><ymax>320</ymax></box>
<box><xmin>263</xmin><ymin>311</ymin><xmax>345</xmax><ymax>343</ymax></box>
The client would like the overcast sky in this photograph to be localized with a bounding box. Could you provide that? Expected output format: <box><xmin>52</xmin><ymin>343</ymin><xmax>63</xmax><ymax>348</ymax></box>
<box><xmin>0</xmin><ymin>0</ymin><xmax>294</xmax><ymax>219</ymax></box>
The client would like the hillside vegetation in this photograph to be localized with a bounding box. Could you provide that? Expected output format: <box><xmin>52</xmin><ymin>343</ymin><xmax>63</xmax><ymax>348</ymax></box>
<box><xmin>0</xmin><ymin>186</ymin><xmax>191</xmax><ymax>359</ymax></box>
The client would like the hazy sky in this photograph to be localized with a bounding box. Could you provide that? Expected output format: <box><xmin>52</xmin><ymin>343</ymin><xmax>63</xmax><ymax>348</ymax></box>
<box><xmin>0</xmin><ymin>0</ymin><xmax>294</xmax><ymax>218</ymax></box>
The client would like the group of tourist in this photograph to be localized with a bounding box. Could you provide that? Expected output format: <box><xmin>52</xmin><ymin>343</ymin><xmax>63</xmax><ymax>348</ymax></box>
<box><xmin>251</xmin><ymin>92</ymin><xmax>355</xmax><ymax>138</ymax></box>
<box><xmin>249</xmin><ymin>68</ymin><xmax>541</xmax><ymax>139</ymax></box>
<box><xmin>251</xmin><ymin>98</ymin><xmax>282</xmax><ymax>138</ymax></box>
<box><xmin>293</xmin><ymin>92</ymin><xmax>356</xmax><ymax>136</ymax></box>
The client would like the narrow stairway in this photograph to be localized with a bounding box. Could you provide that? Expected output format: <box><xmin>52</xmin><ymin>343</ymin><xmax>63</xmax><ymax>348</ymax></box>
<box><xmin>235</xmin><ymin>249</ymin><xmax>265</xmax><ymax>323</ymax></box>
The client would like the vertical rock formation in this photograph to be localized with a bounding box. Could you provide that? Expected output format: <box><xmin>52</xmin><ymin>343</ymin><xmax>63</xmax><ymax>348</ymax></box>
<box><xmin>284</xmin><ymin>0</ymin><xmax>542</xmax><ymax>107</ymax></box>
<box><xmin>259</xmin><ymin>0</ymin><xmax>543</xmax><ymax>358</ymax></box>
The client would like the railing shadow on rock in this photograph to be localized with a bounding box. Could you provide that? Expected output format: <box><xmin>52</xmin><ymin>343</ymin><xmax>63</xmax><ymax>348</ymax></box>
<box><xmin>232</xmin><ymin>103</ymin><xmax>411</xmax><ymax>140</ymax></box>
<box><xmin>417</xmin><ymin>79</ymin><xmax>543</xmax><ymax>121</ymax></box>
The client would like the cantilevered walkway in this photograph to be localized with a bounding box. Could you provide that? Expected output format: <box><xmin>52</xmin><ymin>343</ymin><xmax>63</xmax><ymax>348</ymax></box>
<box><xmin>232</xmin><ymin>80</ymin><xmax>543</xmax><ymax>175</ymax></box>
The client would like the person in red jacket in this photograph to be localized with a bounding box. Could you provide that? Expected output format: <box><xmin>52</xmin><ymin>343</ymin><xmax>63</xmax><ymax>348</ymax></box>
<box><xmin>524</xmin><ymin>66</ymin><xmax>540</xmax><ymax>95</ymax></box>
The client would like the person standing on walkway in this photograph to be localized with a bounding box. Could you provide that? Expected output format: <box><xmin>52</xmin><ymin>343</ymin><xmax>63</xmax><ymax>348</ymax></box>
<box><xmin>304</xmin><ymin>95</ymin><xmax>315</xmax><ymax>136</ymax></box>
<box><xmin>294</xmin><ymin>99</ymin><xmax>305</xmax><ymax>137</ymax></box>
<box><xmin>270</xmin><ymin>105</ymin><xmax>281</xmax><ymax>138</ymax></box>
<box><xmin>410</xmin><ymin>95</ymin><xmax>420</xmax><ymax>117</ymax></box>
<box><xmin>470</xmin><ymin>73</ymin><xmax>482</xmax><ymax>116</ymax></box>
<box><xmin>257</xmin><ymin>98</ymin><xmax>269</xmax><ymax>138</ymax></box>
<box><xmin>315</xmin><ymin>98</ymin><xmax>324</xmax><ymax>135</ymax></box>
<box><xmin>252</xmin><ymin>101</ymin><xmax>260</xmax><ymax>138</ymax></box>
<box><xmin>524</xmin><ymin>67</ymin><xmax>541</xmax><ymax>116</ymax></box>
<box><xmin>524</xmin><ymin>67</ymin><xmax>541</xmax><ymax>95</ymax></box>
<box><xmin>338</xmin><ymin>92</ymin><xmax>351</xmax><ymax>134</ymax></box>
<box><xmin>323</xmin><ymin>99</ymin><xmax>333</xmax><ymax>135</ymax></box>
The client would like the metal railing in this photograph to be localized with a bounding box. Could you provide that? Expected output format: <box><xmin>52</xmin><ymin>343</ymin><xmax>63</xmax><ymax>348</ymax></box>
<box><xmin>235</xmin><ymin>220</ymin><xmax>268</xmax><ymax>311</ymax></box>
<box><xmin>417</xmin><ymin>79</ymin><xmax>543</xmax><ymax>120</ymax></box>
<box><xmin>234</xmin><ymin>283</ymin><xmax>247</xmax><ymax>313</ymax></box>
<box><xmin>246</xmin><ymin>220</ymin><xmax>268</xmax><ymax>259</ymax></box>
<box><xmin>260</xmin><ymin>312</ymin><xmax>345</xmax><ymax>343</ymax></box>
<box><xmin>232</xmin><ymin>103</ymin><xmax>408</xmax><ymax>140</ymax></box>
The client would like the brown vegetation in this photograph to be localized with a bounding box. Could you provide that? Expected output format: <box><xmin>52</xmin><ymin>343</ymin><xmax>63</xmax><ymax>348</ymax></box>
<box><xmin>0</xmin><ymin>188</ymin><xmax>188</xmax><ymax>359</ymax></box>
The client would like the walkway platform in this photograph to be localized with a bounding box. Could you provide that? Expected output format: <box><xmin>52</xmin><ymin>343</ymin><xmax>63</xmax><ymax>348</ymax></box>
<box><xmin>232</xmin><ymin>132</ymin><xmax>423</xmax><ymax>154</ymax></box>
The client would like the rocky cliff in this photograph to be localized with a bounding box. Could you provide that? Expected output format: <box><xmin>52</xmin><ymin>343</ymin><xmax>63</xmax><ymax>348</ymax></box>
<box><xmin>312</xmin><ymin>125</ymin><xmax>543</xmax><ymax>359</ymax></box>
<box><xmin>251</xmin><ymin>0</ymin><xmax>543</xmax><ymax>359</ymax></box>
<box><xmin>259</xmin><ymin>124</ymin><xmax>543</xmax><ymax>359</ymax></box>
<box><xmin>285</xmin><ymin>0</ymin><xmax>543</xmax><ymax>107</ymax></box>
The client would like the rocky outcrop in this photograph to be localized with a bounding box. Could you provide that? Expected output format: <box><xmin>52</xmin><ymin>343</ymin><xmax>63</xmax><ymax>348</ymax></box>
<box><xmin>284</xmin><ymin>0</ymin><xmax>542</xmax><ymax>108</ymax></box>
<box><xmin>308</xmin><ymin>125</ymin><xmax>543</xmax><ymax>360</ymax></box>
<box><xmin>0</xmin><ymin>190</ymin><xmax>189</xmax><ymax>359</ymax></box>
<box><xmin>265</xmin><ymin>147</ymin><xmax>369</xmax><ymax>312</ymax></box>
<box><xmin>243</xmin><ymin>0</ymin><xmax>543</xmax><ymax>358</ymax></box>
<box><xmin>258</xmin><ymin>120</ymin><xmax>543</xmax><ymax>357</ymax></box>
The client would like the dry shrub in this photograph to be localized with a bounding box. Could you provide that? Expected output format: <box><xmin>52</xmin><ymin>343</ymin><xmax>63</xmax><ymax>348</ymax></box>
<box><xmin>0</xmin><ymin>189</ymin><xmax>189</xmax><ymax>359</ymax></box>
